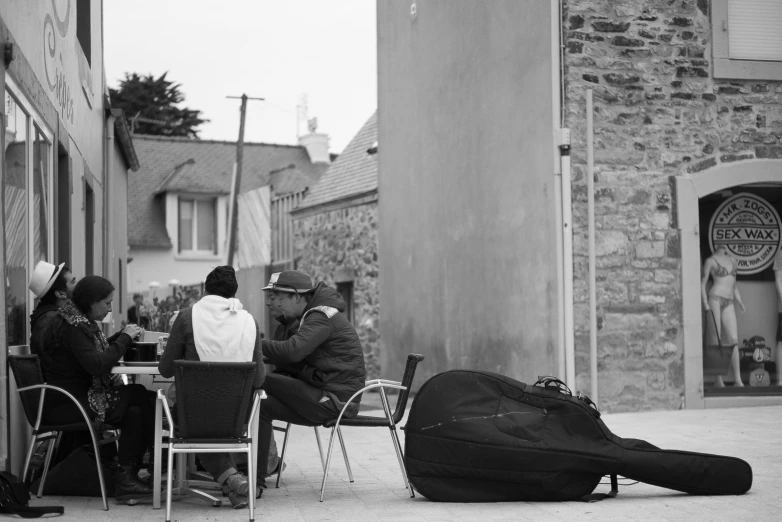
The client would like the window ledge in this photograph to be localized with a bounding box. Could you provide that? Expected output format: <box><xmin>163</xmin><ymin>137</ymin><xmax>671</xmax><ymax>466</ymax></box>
<box><xmin>714</xmin><ymin>58</ymin><xmax>782</xmax><ymax>81</ymax></box>
<box><xmin>174</xmin><ymin>252</ymin><xmax>223</xmax><ymax>262</ymax></box>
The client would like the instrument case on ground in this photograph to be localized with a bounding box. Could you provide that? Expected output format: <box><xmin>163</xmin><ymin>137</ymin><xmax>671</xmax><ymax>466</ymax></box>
<box><xmin>404</xmin><ymin>370</ymin><xmax>752</xmax><ymax>502</ymax></box>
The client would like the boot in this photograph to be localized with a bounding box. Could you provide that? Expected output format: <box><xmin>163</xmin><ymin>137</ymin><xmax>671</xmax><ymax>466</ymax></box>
<box><xmin>133</xmin><ymin>453</ymin><xmax>153</xmax><ymax>485</ymax></box>
<box><xmin>115</xmin><ymin>465</ymin><xmax>154</xmax><ymax>501</ymax></box>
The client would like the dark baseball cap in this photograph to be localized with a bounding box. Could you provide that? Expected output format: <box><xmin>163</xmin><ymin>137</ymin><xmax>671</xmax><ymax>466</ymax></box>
<box><xmin>261</xmin><ymin>270</ymin><xmax>314</xmax><ymax>294</ymax></box>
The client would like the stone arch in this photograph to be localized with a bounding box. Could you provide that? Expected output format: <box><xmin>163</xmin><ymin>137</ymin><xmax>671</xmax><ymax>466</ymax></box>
<box><xmin>676</xmin><ymin>159</ymin><xmax>782</xmax><ymax>409</ymax></box>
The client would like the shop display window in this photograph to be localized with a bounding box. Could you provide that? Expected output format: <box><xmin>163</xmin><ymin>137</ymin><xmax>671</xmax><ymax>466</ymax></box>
<box><xmin>3</xmin><ymin>81</ymin><xmax>54</xmax><ymax>348</ymax></box>
<box><xmin>699</xmin><ymin>184</ymin><xmax>782</xmax><ymax>396</ymax></box>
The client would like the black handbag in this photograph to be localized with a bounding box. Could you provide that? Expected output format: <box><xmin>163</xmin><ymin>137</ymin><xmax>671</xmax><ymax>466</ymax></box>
<box><xmin>0</xmin><ymin>471</ymin><xmax>63</xmax><ymax>518</ymax></box>
<box><xmin>30</xmin><ymin>445</ymin><xmax>117</xmax><ymax>497</ymax></box>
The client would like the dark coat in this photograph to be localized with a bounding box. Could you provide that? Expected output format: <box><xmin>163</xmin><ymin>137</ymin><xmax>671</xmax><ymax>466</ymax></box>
<box><xmin>30</xmin><ymin>304</ymin><xmax>61</xmax><ymax>358</ymax></box>
<box><xmin>262</xmin><ymin>282</ymin><xmax>366</xmax><ymax>402</ymax></box>
<box><xmin>40</xmin><ymin>315</ymin><xmax>132</xmax><ymax>404</ymax></box>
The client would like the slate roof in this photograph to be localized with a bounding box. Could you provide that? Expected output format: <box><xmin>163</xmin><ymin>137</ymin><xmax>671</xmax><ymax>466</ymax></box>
<box><xmin>130</xmin><ymin>135</ymin><xmax>327</xmax><ymax>248</ymax></box>
<box><xmin>297</xmin><ymin>112</ymin><xmax>377</xmax><ymax>210</ymax></box>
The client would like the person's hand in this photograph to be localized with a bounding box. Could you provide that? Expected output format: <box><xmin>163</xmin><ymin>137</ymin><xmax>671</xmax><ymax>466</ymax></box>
<box><xmin>122</xmin><ymin>324</ymin><xmax>143</xmax><ymax>340</ymax></box>
<box><xmin>703</xmin><ymin>300</ymin><xmax>711</xmax><ymax>311</ymax></box>
<box><xmin>739</xmin><ymin>302</ymin><xmax>747</xmax><ymax>314</ymax></box>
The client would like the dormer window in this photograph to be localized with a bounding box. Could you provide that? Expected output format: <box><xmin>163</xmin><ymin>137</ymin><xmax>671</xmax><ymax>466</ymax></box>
<box><xmin>178</xmin><ymin>197</ymin><xmax>216</xmax><ymax>254</ymax></box>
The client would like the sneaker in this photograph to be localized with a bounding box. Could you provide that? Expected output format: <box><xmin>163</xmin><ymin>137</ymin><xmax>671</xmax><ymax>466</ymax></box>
<box><xmin>227</xmin><ymin>492</ymin><xmax>248</xmax><ymax>510</ymax></box>
<box><xmin>225</xmin><ymin>472</ymin><xmax>249</xmax><ymax>497</ymax></box>
<box><xmin>266</xmin><ymin>460</ymin><xmax>287</xmax><ymax>478</ymax></box>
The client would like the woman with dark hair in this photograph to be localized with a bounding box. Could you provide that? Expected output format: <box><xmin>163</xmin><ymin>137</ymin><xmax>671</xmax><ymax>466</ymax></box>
<box><xmin>45</xmin><ymin>275</ymin><xmax>156</xmax><ymax>500</ymax></box>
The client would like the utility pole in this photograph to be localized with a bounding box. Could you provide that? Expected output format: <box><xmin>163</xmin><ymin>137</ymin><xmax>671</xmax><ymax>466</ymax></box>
<box><xmin>226</xmin><ymin>94</ymin><xmax>264</xmax><ymax>266</ymax></box>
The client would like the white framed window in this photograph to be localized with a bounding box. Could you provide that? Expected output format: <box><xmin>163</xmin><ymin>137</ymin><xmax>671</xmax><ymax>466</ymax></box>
<box><xmin>178</xmin><ymin>197</ymin><xmax>217</xmax><ymax>254</ymax></box>
<box><xmin>712</xmin><ymin>0</ymin><xmax>782</xmax><ymax>80</ymax></box>
<box><xmin>3</xmin><ymin>77</ymin><xmax>55</xmax><ymax>347</ymax></box>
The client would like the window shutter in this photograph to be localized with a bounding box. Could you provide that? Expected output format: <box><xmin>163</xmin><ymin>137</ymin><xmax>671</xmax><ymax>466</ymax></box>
<box><xmin>728</xmin><ymin>0</ymin><xmax>782</xmax><ymax>61</ymax></box>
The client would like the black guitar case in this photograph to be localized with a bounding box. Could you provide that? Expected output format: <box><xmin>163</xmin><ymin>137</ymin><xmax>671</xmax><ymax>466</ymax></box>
<box><xmin>404</xmin><ymin>370</ymin><xmax>752</xmax><ymax>502</ymax></box>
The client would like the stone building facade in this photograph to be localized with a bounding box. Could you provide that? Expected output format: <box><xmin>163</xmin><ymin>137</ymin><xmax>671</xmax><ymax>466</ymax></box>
<box><xmin>292</xmin><ymin>113</ymin><xmax>380</xmax><ymax>378</ymax></box>
<box><xmin>564</xmin><ymin>0</ymin><xmax>782</xmax><ymax>411</ymax></box>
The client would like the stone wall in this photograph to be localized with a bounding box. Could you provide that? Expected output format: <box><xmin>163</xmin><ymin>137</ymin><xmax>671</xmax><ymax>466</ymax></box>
<box><xmin>293</xmin><ymin>201</ymin><xmax>381</xmax><ymax>379</ymax></box>
<box><xmin>564</xmin><ymin>0</ymin><xmax>782</xmax><ymax>411</ymax></box>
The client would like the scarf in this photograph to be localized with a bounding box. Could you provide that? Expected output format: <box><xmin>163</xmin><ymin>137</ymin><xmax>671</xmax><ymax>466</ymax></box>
<box><xmin>59</xmin><ymin>300</ymin><xmax>115</xmax><ymax>423</ymax></box>
<box><xmin>191</xmin><ymin>295</ymin><xmax>256</xmax><ymax>362</ymax></box>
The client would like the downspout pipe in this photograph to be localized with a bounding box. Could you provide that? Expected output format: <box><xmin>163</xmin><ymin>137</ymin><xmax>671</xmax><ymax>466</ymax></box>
<box><xmin>104</xmin><ymin>114</ymin><xmax>115</xmax><ymax>278</ymax></box>
<box><xmin>104</xmin><ymin>113</ymin><xmax>115</xmax><ymax>330</ymax></box>
<box><xmin>553</xmin><ymin>0</ymin><xmax>575</xmax><ymax>389</ymax></box>
<box><xmin>561</xmin><ymin>145</ymin><xmax>575</xmax><ymax>390</ymax></box>
<box><xmin>552</xmin><ymin>0</ymin><xmax>566</xmax><ymax>381</ymax></box>
<box><xmin>587</xmin><ymin>89</ymin><xmax>598</xmax><ymax>405</ymax></box>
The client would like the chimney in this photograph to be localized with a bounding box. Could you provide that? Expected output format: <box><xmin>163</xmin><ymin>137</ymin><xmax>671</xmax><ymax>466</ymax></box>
<box><xmin>298</xmin><ymin>117</ymin><xmax>331</xmax><ymax>164</ymax></box>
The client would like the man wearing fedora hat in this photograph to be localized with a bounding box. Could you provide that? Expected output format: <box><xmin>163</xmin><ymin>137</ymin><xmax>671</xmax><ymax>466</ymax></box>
<box><xmin>257</xmin><ymin>270</ymin><xmax>366</xmax><ymax>486</ymax></box>
<box><xmin>29</xmin><ymin>260</ymin><xmax>77</xmax><ymax>357</ymax></box>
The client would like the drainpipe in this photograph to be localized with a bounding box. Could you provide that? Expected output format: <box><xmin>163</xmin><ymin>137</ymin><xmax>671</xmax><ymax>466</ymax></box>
<box><xmin>104</xmin><ymin>114</ymin><xmax>115</xmax><ymax>327</ymax></box>
<box><xmin>553</xmin><ymin>0</ymin><xmax>575</xmax><ymax>388</ymax></box>
<box><xmin>587</xmin><ymin>89</ymin><xmax>598</xmax><ymax>405</ymax></box>
<box><xmin>552</xmin><ymin>0</ymin><xmax>566</xmax><ymax>381</ymax></box>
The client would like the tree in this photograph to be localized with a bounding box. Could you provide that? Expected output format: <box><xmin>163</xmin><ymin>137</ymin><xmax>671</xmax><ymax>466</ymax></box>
<box><xmin>109</xmin><ymin>72</ymin><xmax>208</xmax><ymax>138</ymax></box>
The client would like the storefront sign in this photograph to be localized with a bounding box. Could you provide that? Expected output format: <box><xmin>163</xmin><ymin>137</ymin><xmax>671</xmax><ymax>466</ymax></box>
<box><xmin>709</xmin><ymin>192</ymin><xmax>782</xmax><ymax>275</ymax></box>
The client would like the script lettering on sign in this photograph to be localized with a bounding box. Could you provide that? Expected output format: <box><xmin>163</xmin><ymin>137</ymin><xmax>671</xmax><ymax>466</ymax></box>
<box><xmin>709</xmin><ymin>192</ymin><xmax>782</xmax><ymax>275</ymax></box>
<box><xmin>42</xmin><ymin>0</ymin><xmax>75</xmax><ymax>124</ymax></box>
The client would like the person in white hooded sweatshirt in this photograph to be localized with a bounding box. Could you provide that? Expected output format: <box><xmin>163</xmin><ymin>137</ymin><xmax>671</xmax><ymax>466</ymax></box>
<box><xmin>160</xmin><ymin>266</ymin><xmax>265</xmax><ymax>508</ymax></box>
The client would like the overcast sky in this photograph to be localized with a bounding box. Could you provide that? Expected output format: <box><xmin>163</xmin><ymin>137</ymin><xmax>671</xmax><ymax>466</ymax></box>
<box><xmin>104</xmin><ymin>0</ymin><xmax>377</xmax><ymax>154</ymax></box>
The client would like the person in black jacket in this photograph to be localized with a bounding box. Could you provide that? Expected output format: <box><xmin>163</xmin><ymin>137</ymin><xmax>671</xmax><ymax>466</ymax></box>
<box><xmin>29</xmin><ymin>261</ymin><xmax>77</xmax><ymax>357</ymax></box>
<box><xmin>43</xmin><ymin>276</ymin><xmax>155</xmax><ymax>501</ymax></box>
<box><xmin>258</xmin><ymin>270</ymin><xmax>366</xmax><ymax>486</ymax></box>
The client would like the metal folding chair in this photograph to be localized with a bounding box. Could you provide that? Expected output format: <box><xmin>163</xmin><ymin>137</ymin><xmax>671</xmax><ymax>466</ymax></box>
<box><xmin>8</xmin><ymin>354</ymin><xmax>118</xmax><ymax>511</ymax></box>
<box><xmin>158</xmin><ymin>361</ymin><xmax>262</xmax><ymax>522</ymax></box>
<box><xmin>275</xmin><ymin>353</ymin><xmax>424</xmax><ymax>501</ymax></box>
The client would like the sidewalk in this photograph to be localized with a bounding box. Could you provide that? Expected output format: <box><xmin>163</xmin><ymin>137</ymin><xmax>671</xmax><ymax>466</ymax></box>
<box><xmin>30</xmin><ymin>404</ymin><xmax>781</xmax><ymax>521</ymax></box>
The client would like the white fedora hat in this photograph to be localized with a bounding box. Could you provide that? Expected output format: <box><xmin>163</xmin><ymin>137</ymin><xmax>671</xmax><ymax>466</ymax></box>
<box><xmin>29</xmin><ymin>261</ymin><xmax>65</xmax><ymax>299</ymax></box>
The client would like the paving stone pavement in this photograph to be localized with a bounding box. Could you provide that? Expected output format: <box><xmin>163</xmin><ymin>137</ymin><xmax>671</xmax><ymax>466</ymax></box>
<box><xmin>28</xmin><ymin>405</ymin><xmax>780</xmax><ymax>521</ymax></box>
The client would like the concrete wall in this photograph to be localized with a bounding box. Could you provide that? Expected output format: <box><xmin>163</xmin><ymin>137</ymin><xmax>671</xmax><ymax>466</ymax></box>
<box><xmin>377</xmin><ymin>1</ymin><xmax>559</xmax><ymax>386</ymax></box>
<box><xmin>105</xmin><ymin>137</ymin><xmax>130</xmax><ymax>330</ymax></box>
<box><xmin>563</xmin><ymin>0</ymin><xmax>782</xmax><ymax>411</ymax></box>
<box><xmin>293</xmin><ymin>200</ymin><xmax>380</xmax><ymax>378</ymax></box>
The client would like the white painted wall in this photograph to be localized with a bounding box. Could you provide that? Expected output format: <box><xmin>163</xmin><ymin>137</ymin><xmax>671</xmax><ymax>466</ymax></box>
<box><xmin>127</xmin><ymin>246</ymin><xmax>219</xmax><ymax>297</ymax></box>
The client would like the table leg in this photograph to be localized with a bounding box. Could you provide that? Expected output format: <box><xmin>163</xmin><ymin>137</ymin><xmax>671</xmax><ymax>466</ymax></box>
<box><xmin>153</xmin><ymin>398</ymin><xmax>162</xmax><ymax>509</ymax></box>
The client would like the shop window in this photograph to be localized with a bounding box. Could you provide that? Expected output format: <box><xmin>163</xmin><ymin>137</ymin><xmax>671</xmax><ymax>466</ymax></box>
<box><xmin>77</xmin><ymin>0</ymin><xmax>91</xmax><ymax>66</ymax></box>
<box><xmin>178</xmin><ymin>197</ymin><xmax>216</xmax><ymax>254</ymax></box>
<box><xmin>337</xmin><ymin>281</ymin><xmax>354</xmax><ymax>323</ymax></box>
<box><xmin>3</xmin><ymin>82</ymin><xmax>54</xmax><ymax>348</ymax></box>
<box><xmin>712</xmin><ymin>0</ymin><xmax>782</xmax><ymax>80</ymax></box>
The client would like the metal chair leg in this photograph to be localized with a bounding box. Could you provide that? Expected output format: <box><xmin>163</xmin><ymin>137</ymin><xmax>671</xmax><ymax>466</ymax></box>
<box><xmin>276</xmin><ymin>423</ymin><xmax>291</xmax><ymax>488</ymax></box>
<box><xmin>319</xmin><ymin>426</ymin><xmax>340</xmax><ymax>502</ymax></box>
<box><xmin>335</xmin><ymin>427</ymin><xmax>353</xmax><ymax>483</ymax></box>
<box><xmin>313</xmin><ymin>426</ymin><xmax>325</xmax><ymax>470</ymax></box>
<box><xmin>166</xmin><ymin>445</ymin><xmax>174</xmax><ymax>522</ymax></box>
<box><xmin>247</xmin><ymin>446</ymin><xmax>255</xmax><ymax>522</ymax></box>
<box><xmin>379</xmin><ymin>386</ymin><xmax>414</xmax><ymax>497</ymax></box>
<box><xmin>83</xmin><ymin>422</ymin><xmax>109</xmax><ymax>511</ymax></box>
<box><xmin>21</xmin><ymin>434</ymin><xmax>38</xmax><ymax>483</ymax></box>
<box><xmin>38</xmin><ymin>435</ymin><xmax>58</xmax><ymax>497</ymax></box>
<box><xmin>388</xmin><ymin>426</ymin><xmax>414</xmax><ymax>498</ymax></box>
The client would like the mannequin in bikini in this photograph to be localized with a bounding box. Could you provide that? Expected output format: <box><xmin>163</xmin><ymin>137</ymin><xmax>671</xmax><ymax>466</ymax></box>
<box><xmin>701</xmin><ymin>245</ymin><xmax>746</xmax><ymax>387</ymax></box>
